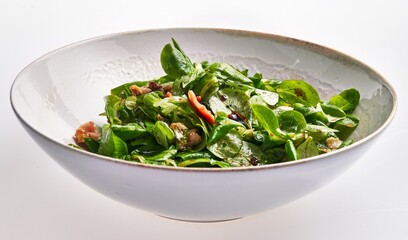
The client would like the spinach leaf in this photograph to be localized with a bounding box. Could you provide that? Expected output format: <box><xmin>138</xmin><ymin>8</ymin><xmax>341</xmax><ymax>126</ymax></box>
<box><xmin>275</xmin><ymin>80</ymin><xmax>320</xmax><ymax>107</ymax></box>
<box><xmin>144</xmin><ymin>149</ymin><xmax>178</xmax><ymax>161</ymax></box>
<box><xmin>208</xmin><ymin>62</ymin><xmax>252</xmax><ymax>84</ymax></box>
<box><xmin>179</xmin><ymin>63</ymin><xmax>206</xmax><ymax>89</ymax></box>
<box><xmin>160</xmin><ymin>39</ymin><xmax>193</xmax><ymax>78</ymax></box>
<box><xmin>254</xmin><ymin>89</ymin><xmax>279</xmax><ymax>106</ymax></box>
<box><xmin>98</xmin><ymin>124</ymin><xmax>128</xmax><ymax>159</ymax></box>
<box><xmin>105</xmin><ymin>94</ymin><xmax>125</xmax><ymax>125</ymax></box>
<box><xmin>207</xmin><ymin>121</ymin><xmax>243</xmax><ymax>145</ymax></box>
<box><xmin>111</xmin><ymin>123</ymin><xmax>147</xmax><ymax>141</ymax></box>
<box><xmin>285</xmin><ymin>139</ymin><xmax>298</xmax><ymax>161</ymax></box>
<box><xmin>296</xmin><ymin>137</ymin><xmax>319</xmax><ymax>159</ymax></box>
<box><xmin>329</xmin><ymin>88</ymin><xmax>360</xmax><ymax>114</ymax></box>
<box><xmin>207</xmin><ymin>129</ymin><xmax>243</xmax><ymax>159</ymax></box>
<box><xmin>84</xmin><ymin>137</ymin><xmax>100</xmax><ymax>153</ymax></box>
<box><xmin>175</xmin><ymin>151</ymin><xmax>214</xmax><ymax>160</ymax></box>
<box><xmin>293</xmin><ymin>103</ymin><xmax>328</xmax><ymax>124</ymax></box>
<box><xmin>277</xmin><ymin>110</ymin><xmax>307</xmax><ymax>134</ymax></box>
<box><xmin>177</xmin><ymin>158</ymin><xmax>230</xmax><ymax>168</ymax></box>
<box><xmin>250</xmin><ymin>104</ymin><xmax>286</xmax><ymax>139</ymax></box>
<box><xmin>208</xmin><ymin>95</ymin><xmax>232</xmax><ymax>116</ymax></box>
<box><xmin>152</xmin><ymin>121</ymin><xmax>175</xmax><ymax>149</ymax></box>
<box><xmin>262</xmin><ymin>148</ymin><xmax>286</xmax><ymax>164</ymax></box>
<box><xmin>332</xmin><ymin>114</ymin><xmax>360</xmax><ymax>140</ymax></box>
<box><xmin>320</xmin><ymin>103</ymin><xmax>346</xmax><ymax>123</ymax></box>
<box><xmin>192</xmin><ymin>74</ymin><xmax>219</xmax><ymax>102</ymax></box>
<box><xmin>220</xmin><ymin>88</ymin><xmax>252</xmax><ymax>125</ymax></box>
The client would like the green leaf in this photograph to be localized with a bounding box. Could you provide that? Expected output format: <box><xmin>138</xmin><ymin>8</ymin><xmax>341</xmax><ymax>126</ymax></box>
<box><xmin>262</xmin><ymin>148</ymin><xmax>286</xmax><ymax>164</ymax></box>
<box><xmin>144</xmin><ymin>149</ymin><xmax>178</xmax><ymax>161</ymax></box>
<box><xmin>275</xmin><ymin>80</ymin><xmax>320</xmax><ymax>106</ymax></box>
<box><xmin>254</xmin><ymin>89</ymin><xmax>279</xmax><ymax>106</ymax></box>
<box><xmin>296</xmin><ymin>137</ymin><xmax>319</xmax><ymax>159</ymax></box>
<box><xmin>179</xmin><ymin>63</ymin><xmax>206</xmax><ymax>89</ymax></box>
<box><xmin>207</xmin><ymin>62</ymin><xmax>252</xmax><ymax>84</ymax></box>
<box><xmin>175</xmin><ymin>151</ymin><xmax>214</xmax><ymax>160</ymax></box>
<box><xmin>320</xmin><ymin>103</ymin><xmax>346</xmax><ymax>122</ymax></box>
<box><xmin>207</xmin><ymin>122</ymin><xmax>243</xmax><ymax>145</ymax></box>
<box><xmin>98</xmin><ymin>124</ymin><xmax>128</xmax><ymax>159</ymax></box>
<box><xmin>84</xmin><ymin>137</ymin><xmax>100</xmax><ymax>153</ymax></box>
<box><xmin>160</xmin><ymin>40</ymin><xmax>193</xmax><ymax>78</ymax></box>
<box><xmin>111</xmin><ymin>123</ymin><xmax>147</xmax><ymax>141</ymax></box>
<box><xmin>220</xmin><ymin>88</ymin><xmax>252</xmax><ymax>125</ymax></box>
<box><xmin>207</xmin><ymin>129</ymin><xmax>243</xmax><ymax>159</ymax></box>
<box><xmin>329</xmin><ymin>88</ymin><xmax>360</xmax><ymax>113</ymax></box>
<box><xmin>208</xmin><ymin>95</ymin><xmax>232</xmax><ymax>116</ymax></box>
<box><xmin>333</xmin><ymin>114</ymin><xmax>360</xmax><ymax>140</ymax></box>
<box><xmin>293</xmin><ymin>103</ymin><xmax>328</xmax><ymax>124</ymax></box>
<box><xmin>277</xmin><ymin>110</ymin><xmax>307</xmax><ymax>134</ymax></box>
<box><xmin>285</xmin><ymin>139</ymin><xmax>298</xmax><ymax>161</ymax></box>
<box><xmin>192</xmin><ymin>74</ymin><xmax>219</xmax><ymax>102</ymax></box>
<box><xmin>250</xmin><ymin>104</ymin><xmax>286</xmax><ymax>139</ymax></box>
<box><xmin>105</xmin><ymin>94</ymin><xmax>124</xmax><ymax>125</ymax></box>
<box><xmin>152</xmin><ymin>121</ymin><xmax>175</xmax><ymax>149</ymax></box>
<box><xmin>177</xmin><ymin>158</ymin><xmax>230</xmax><ymax>168</ymax></box>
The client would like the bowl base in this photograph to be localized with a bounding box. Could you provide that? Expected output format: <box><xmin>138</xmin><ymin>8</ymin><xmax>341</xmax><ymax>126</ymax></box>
<box><xmin>157</xmin><ymin>215</ymin><xmax>243</xmax><ymax>223</ymax></box>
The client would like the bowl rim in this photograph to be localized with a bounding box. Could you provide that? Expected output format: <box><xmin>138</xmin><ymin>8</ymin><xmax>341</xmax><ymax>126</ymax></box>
<box><xmin>10</xmin><ymin>27</ymin><xmax>398</xmax><ymax>173</ymax></box>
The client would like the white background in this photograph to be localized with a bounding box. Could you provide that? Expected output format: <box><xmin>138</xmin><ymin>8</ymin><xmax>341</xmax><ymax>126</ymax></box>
<box><xmin>2</xmin><ymin>1</ymin><xmax>407</xmax><ymax>239</ymax></box>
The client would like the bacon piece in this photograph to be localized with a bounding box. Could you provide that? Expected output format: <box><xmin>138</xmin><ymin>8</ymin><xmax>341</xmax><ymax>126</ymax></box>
<box><xmin>74</xmin><ymin>121</ymin><xmax>101</xmax><ymax>144</ymax></box>
<box><xmin>148</xmin><ymin>81</ymin><xmax>162</xmax><ymax>91</ymax></box>
<box><xmin>186</xmin><ymin>129</ymin><xmax>202</xmax><ymax>147</ymax></box>
<box><xmin>129</xmin><ymin>85</ymin><xmax>151</xmax><ymax>96</ymax></box>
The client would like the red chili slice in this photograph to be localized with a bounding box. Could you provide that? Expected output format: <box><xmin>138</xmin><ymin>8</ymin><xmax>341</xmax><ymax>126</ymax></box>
<box><xmin>187</xmin><ymin>90</ymin><xmax>215</xmax><ymax>125</ymax></box>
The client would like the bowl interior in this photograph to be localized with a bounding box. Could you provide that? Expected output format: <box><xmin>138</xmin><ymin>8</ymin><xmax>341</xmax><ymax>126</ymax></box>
<box><xmin>11</xmin><ymin>29</ymin><xmax>396</xmax><ymax>158</ymax></box>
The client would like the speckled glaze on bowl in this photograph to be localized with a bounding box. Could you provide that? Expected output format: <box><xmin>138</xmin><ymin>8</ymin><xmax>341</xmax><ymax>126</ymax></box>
<box><xmin>10</xmin><ymin>28</ymin><xmax>397</xmax><ymax>222</ymax></box>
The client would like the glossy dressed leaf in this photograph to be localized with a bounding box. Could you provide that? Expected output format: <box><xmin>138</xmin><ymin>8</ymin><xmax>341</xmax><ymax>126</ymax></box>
<box><xmin>329</xmin><ymin>88</ymin><xmax>360</xmax><ymax>113</ymax></box>
<box><xmin>208</xmin><ymin>95</ymin><xmax>232</xmax><ymax>116</ymax></box>
<box><xmin>333</xmin><ymin>114</ymin><xmax>360</xmax><ymax>140</ymax></box>
<box><xmin>276</xmin><ymin>80</ymin><xmax>320</xmax><ymax>107</ymax></box>
<box><xmin>193</xmin><ymin>74</ymin><xmax>219</xmax><ymax>102</ymax></box>
<box><xmin>207</xmin><ymin>121</ymin><xmax>243</xmax><ymax>145</ymax></box>
<box><xmin>111</xmin><ymin>123</ymin><xmax>147</xmax><ymax>141</ymax></box>
<box><xmin>320</xmin><ymin>103</ymin><xmax>346</xmax><ymax>123</ymax></box>
<box><xmin>296</xmin><ymin>137</ymin><xmax>319</xmax><ymax>159</ymax></box>
<box><xmin>175</xmin><ymin>151</ymin><xmax>214</xmax><ymax>160</ymax></box>
<box><xmin>178</xmin><ymin>63</ymin><xmax>206</xmax><ymax>90</ymax></box>
<box><xmin>250</xmin><ymin>104</ymin><xmax>286</xmax><ymax>139</ymax></box>
<box><xmin>98</xmin><ymin>124</ymin><xmax>128</xmax><ymax>159</ymax></box>
<box><xmin>277</xmin><ymin>110</ymin><xmax>307</xmax><ymax>134</ymax></box>
<box><xmin>285</xmin><ymin>139</ymin><xmax>298</xmax><ymax>161</ymax></box>
<box><xmin>262</xmin><ymin>148</ymin><xmax>287</xmax><ymax>164</ymax></box>
<box><xmin>84</xmin><ymin>137</ymin><xmax>100</xmax><ymax>153</ymax></box>
<box><xmin>160</xmin><ymin>41</ymin><xmax>193</xmax><ymax>78</ymax></box>
<box><xmin>254</xmin><ymin>89</ymin><xmax>279</xmax><ymax>106</ymax></box>
<box><xmin>177</xmin><ymin>158</ymin><xmax>230</xmax><ymax>168</ymax></box>
<box><xmin>152</xmin><ymin>121</ymin><xmax>175</xmax><ymax>149</ymax></box>
<box><xmin>144</xmin><ymin>149</ymin><xmax>178</xmax><ymax>161</ymax></box>
<box><xmin>105</xmin><ymin>94</ymin><xmax>124</xmax><ymax>125</ymax></box>
<box><xmin>225</xmin><ymin>157</ymin><xmax>252</xmax><ymax>167</ymax></box>
<box><xmin>220</xmin><ymin>88</ymin><xmax>252</xmax><ymax>124</ymax></box>
<box><xmin>293</xmin><ymin>103</ymin><xmax>328</xmax><ymax>124</ymax></box>
<box><xmin>207</xmin><ymin>129</ymin><xmax>243</xmax><ymax>159</ymax></box>
<box><xmin>208</xmin><ymin>62</ymin><xmax>252</xmax><ymax>84</ymax></box>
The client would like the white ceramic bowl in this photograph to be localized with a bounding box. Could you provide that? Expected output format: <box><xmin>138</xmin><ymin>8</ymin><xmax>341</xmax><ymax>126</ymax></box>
<box><xmin>10</xmin><ymin>28</ymin><xmax>397</xmax><ymax>222</ymax></box>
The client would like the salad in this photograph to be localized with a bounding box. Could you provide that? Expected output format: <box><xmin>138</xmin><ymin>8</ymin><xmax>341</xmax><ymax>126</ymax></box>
<box><xmin>73</xmin><ymin>39</ymin><xmax>360</xmax><ymax>168</ymax></box>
